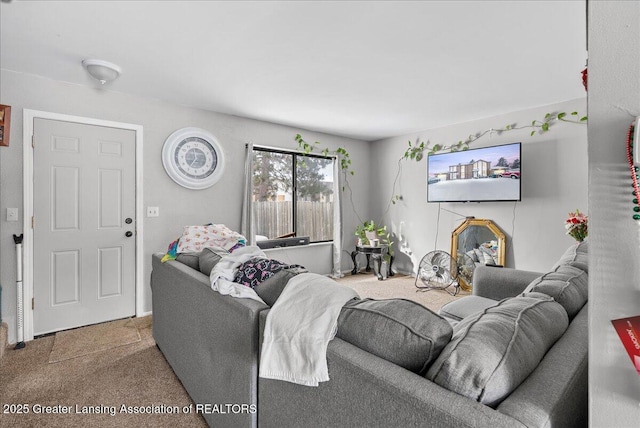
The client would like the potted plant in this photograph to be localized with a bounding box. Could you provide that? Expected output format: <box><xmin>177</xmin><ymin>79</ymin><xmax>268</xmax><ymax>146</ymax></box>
<box><xmin>355</xmin><ymin>220</ymin><xmax>390</xmax><ymax>247</ymax></box>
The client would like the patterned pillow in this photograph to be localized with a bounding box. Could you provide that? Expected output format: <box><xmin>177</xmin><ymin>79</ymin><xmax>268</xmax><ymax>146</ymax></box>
<box><xmin>233</xmin><ymin>258</ymin><xmax>304</xmax><ymax>289</ymax></box>
<box><xmin>426</xmin><ymin>293</ymin><xmax>568</xmax><ymax>408</ymax></box>
<box><xmin>176</xmin><ymin>224</ymin><xmax>246</xmax><ymax>253</ymax></box>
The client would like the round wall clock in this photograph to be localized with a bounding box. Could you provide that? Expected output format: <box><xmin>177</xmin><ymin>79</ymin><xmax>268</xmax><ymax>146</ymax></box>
<box><xmin>162</xmin><ymin>127</ymin><xmax>225</xmax><ymax>189</ymax></box>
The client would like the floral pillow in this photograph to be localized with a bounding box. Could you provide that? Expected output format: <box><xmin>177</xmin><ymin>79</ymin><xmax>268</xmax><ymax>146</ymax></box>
<box><xmin>176</xmin><ymin>224</ymin><xmax>246</xmax><ymax>253</ymax></box>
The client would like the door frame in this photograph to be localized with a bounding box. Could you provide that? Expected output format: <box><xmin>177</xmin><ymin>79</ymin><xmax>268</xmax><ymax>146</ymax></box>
<box><xmin>22</xmin><ymin>109</ymin><xmax>145</xmax><ymax>341</ymax></box>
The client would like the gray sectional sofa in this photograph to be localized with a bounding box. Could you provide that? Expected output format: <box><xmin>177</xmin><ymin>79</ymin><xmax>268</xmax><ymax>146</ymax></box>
<box><xmin>151</xmin><ymin>240</ymin><xmax>588</xmax><ymax>428</ymax></box>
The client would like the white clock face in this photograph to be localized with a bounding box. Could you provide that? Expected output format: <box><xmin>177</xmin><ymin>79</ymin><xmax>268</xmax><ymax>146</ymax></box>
<box><xmin>162</xmin><ymin>128</ymin><xmax>225</xmax><ymax>189</ymax></box>
<box><xmin>175</xmin><ymin>137</ymin><xmax>218</xmax><ymax>179</ymax></box>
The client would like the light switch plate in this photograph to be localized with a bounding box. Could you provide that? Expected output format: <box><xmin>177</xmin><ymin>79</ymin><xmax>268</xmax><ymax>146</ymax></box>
<box><xmin>147</xmin><ymin>206</ymin><xmax>159</xmax><ymax>217</ymax></box>
<box><xmin>7</xmin><ymin>208</ymin><xmax>18</xmax><ymax>222</ymax></box>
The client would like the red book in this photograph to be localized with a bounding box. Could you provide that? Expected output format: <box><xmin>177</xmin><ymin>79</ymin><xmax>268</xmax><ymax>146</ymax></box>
<box><xmin>611</xmin><ymin>315</ymin><xmax>640</xmax><ymax>374</ymax></box>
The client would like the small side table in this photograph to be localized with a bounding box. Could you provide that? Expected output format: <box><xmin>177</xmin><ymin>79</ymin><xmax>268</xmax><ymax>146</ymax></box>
<box><xmin>350</xmin><ymin>245</ymin><xmax>394</xmax><ymax>281</ymax></box>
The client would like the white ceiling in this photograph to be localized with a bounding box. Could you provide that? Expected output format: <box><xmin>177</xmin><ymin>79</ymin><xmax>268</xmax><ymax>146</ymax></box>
<box><xmin>0</xmin><ymin>1</ymin><xmax>586</xmax><ymax>141</ymax></box>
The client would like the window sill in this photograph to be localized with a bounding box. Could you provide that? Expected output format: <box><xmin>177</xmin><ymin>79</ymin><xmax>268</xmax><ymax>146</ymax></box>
<box><xmin>261</xmin><ymin>241</ymin><xmax>332</xmax><ymax>253</ymax></box>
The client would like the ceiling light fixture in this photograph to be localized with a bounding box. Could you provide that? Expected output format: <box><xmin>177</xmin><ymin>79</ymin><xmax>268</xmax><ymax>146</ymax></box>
<box><xmin>82</xmin><ymin>59</ymin><xmax>121</xmax><ymax>84</ymax></box>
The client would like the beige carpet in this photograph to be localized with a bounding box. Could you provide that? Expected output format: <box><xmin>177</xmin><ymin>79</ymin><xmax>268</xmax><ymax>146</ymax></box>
<box><xmin>0</xmin><ymin>275</ymin><xmax>458</xmax><ymax>427</ymax></box>
<box><xmin>1</xmin><ymin>316</ymin><xmax>207</xmax><ymax>428</ymax></box>
<box><xmin>336</xmin><ymin>272</ymin><xmax>470</xmax><ymax>313</ymax></box>
<box><xmin>48</xmin><ymin>317</ymin><xmax>141</xmax><ymax>363</ymax></box>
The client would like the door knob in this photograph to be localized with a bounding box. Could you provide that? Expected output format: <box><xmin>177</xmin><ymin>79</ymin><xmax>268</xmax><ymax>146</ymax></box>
<box><xmin>125</xmin><ymin>231</ymin><xmax>133</xmax><ymax>238</ymax></box>
<box><xmin>125</xmin><ymin>218</ymin><xmax>133</xmax><ymax>224</ymax></box>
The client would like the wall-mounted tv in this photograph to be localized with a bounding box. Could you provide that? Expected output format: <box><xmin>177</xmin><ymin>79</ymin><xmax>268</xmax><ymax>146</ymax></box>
<box><xmin>427</xmin><ymin>142</ymin><xmax>521</xmax><ymax>203</ymax></box>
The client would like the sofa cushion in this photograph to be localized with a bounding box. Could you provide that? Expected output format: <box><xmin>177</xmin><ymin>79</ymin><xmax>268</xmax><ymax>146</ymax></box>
<box><xmin>552</xmin><ymin>240</ymin><xmax>588</xmax><ymax>273</ymax></box>
<box><xmin>252</xmin><ymin>266</ymin><xmax>307</xmax><ymax>306</ymax></box>
<box><xmin>175</xmin><ymin>252</ymin><xmax>200</xmax><ymax>271</ymax></box>
<box><xmin>426</xmin><ymin>293</ymin><xmax>568</xmax><ymax>408</ymax></box>
<box><xmin>439</xmin><ymin>295</ymin><xmax>498</xmax><ymax>323</ymax></box>
<box><xmin>337</xmin><ymin>298</ymin><xmax>453</xmax><ymax>375</ymax></box>
<box><xmin>198</xmin><ymin>246</ymin><xmax>229</xmax><ymax>276</ymax></box>
<box><xmin>524</xmin><ymin>264</ymin><xmax>588</xmax><ymax>319</ymax></box>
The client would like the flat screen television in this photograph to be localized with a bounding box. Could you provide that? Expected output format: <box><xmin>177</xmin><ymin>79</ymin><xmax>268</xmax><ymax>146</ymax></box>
<box><xmin>427</xmin><ymin>142</ymin><xmax>521</xmax><ymax>203</ymax></box>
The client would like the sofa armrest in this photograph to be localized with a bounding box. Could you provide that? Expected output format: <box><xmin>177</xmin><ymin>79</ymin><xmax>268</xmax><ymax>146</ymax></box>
<box><xmin>151</xmin><ymin>253</ymin><xmax>268</xmax><ymax>428</ymax></box>
<box><xmin>259</xmin><ymin>337</ymin><xmax>524</xmax><ymax>428</ymax></box>
<box><xmin>472</xmin><ymin>266</ymin><xmax>543</xmax><ymax>300</ymax></box>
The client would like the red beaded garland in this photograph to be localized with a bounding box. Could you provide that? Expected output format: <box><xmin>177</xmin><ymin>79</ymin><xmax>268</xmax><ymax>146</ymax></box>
<box><xmin>626</xmin><ymin>124</ymin><xmax>640</xmax><ymax>219</ymax></box>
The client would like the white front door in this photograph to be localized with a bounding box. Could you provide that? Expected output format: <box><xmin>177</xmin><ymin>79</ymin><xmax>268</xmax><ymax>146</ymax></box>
<box><xmin>33</xmin><ymin>118</ymin><xmax>136</xmax><ymax>335</ymax></box>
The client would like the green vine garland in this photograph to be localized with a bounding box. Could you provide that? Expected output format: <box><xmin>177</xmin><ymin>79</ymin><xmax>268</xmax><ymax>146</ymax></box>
<box><xmin>293</xmin><ymin>109</ymin><xmax>587</xmax><ymax>236</ymax></box>
<box><xmin>403</xmin><ymin>111</ymin><xmax>587</xmax><ymax>161</ymax></box>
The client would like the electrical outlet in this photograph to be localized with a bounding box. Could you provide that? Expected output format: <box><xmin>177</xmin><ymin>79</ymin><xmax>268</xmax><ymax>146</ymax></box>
<box><xmin>7</xmin><ymin>208</ymin><xmax>18</xmax><ymax>222</ymax></box>
<box><xmin>146</xmin><ymin>206</ymin><xmax>160</xmax><ymax>217</ymax></box>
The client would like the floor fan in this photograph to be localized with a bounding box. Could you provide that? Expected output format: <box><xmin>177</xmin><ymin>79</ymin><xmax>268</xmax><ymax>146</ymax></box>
<box><xmin>415</xmin><ymin>250</ymin><xmax>460</xmax><ymax>296</ymax></box>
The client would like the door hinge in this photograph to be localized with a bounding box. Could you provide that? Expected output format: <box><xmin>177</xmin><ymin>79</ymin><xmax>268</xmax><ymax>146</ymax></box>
<box><xmin>31</xmin><ymin>216</ymin><xmax>34</xmax><ymax>229</ymax></box>
<box><xmin>32</xmin><ymin>298</ymin><xmax>34</xmax><ymax>310</ymax></box>
<box><xmin>32</xmin><ymin>135</ymin><xmax>35</xmax><ymax>148</ymax></box>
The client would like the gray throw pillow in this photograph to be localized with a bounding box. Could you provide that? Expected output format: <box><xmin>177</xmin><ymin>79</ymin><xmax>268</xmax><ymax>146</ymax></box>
<box><xmin>254</xmin><ymin>266</ymin><xmax>307</xmax><ymax>306</ymax></box>
<box><xmin>337</xmin><ymin>298</ymin><xmax>453</xmax><ymax>375</ymax></box>
<box><xmin>524</xmin><ymin>264</ymin><xmax>588</xmax><ymax>319</ymax></box>
<box><xmin>426</xmin><ymin>293</ymin><xmax>568</xmax><ymax>408</ymax></box>
<box><xmin>552</xmin><ymin>240</ymin><xmax>588</xmax><ymax>273</ymax></box>
<box><xmin>198</xmin><ymin>246</ymin><xmax>229</xmax><ymax>276</ymax></box>
<box><xmin>175</xmin><ymin>252</ymin><xmax>200</xmax><ymax>271</ymax></box>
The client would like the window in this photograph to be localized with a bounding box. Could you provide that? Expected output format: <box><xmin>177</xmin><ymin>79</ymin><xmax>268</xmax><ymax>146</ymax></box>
<box><xmin>252</xmin><ymin>147</ymin><xmax>334</xmax><ymax>243</ymax></box>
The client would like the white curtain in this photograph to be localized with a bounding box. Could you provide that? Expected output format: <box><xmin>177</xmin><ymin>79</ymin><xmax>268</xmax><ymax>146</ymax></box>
<box><xmin>240</xmin><ymin>143</ymin><xmax>255</xmax><ymax>245</ymax></box>
<box><xmin>241</xmin><ymin>143</ymin><xmax>343</xmax><ymax>276</ymax></box>
<box><xmin>331</xmin><ymin>159</ymin><xmax>343</xmax><ymax>278</ymax></box>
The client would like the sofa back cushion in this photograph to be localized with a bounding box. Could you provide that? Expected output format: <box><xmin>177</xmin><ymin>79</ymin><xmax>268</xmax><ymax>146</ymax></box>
<box><xmin>524</xmin><ymin>264</ymin><xmax>588</xmax><ymax>320</ymax></box>
<box><xmin>175</xmin><ymin>252</ymin><xmax>200</xmax><ymax>271</ymax></box>
<box><xmin>552</xmin><ymin>240</ymin><xmax>588</xmax><ymax>273</ymax></box>
<box><xmin>253</xmin><ymin>266</ymin><xmax>307</xmax><ymax>306</ymax></box>
<box><xmin>198</xmin><ymin>247</ymin><xmax>229</xmax><ymax>276</ymax></box>
<box><xmin>337</xmin><ymin>298</ymin><xmax>453</xmax><ymax>375</ymax></box>
<box><xmin>425</xmin><ymin>293</ymin><xmax>568</xmax><ymax>408</ymax></box>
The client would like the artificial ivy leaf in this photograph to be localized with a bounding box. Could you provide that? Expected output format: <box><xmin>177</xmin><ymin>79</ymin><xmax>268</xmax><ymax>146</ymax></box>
<box><xmin>558</xmin><ymin>112</ymin><xmax>566</xmax><ymax>119</ymax></box>
<box><xmin>580</xmin><ymin>116</ymin><xmax>587</xmax><ymax>121</ymax></box>
<box><xmin>530</xmin><ymin>131</ymin><xmax>536</xmax><ymax>136</ymax></box>
<box><xmin>542</xmin><ymin>123</ymin><xmax>549</xmax><ymax>131</ymax></box>
<box><xmin>544</xmin><ymin>113</ymin><xmax>551</xmax><ymax>119</ymax></box>
<box><xmin>571</xmin><ymin>111</ymin><xmax>578</xmax><ymax>115</ymax></box>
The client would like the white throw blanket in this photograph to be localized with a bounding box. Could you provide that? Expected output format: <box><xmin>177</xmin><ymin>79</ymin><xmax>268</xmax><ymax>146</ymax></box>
<box><xmin>259</xmin><ymin>273</ymin><xmax>359</xmax><ymax>386</ymax></box>
<box><xmin>210</xmin><ymin>245</ymin><xmax>267</xmax><ymax>304</ymax></box>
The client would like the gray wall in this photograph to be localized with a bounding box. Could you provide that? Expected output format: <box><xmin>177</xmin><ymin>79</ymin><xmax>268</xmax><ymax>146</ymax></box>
<box><xmin>0</xmin><ymin>70</ymin><xmax>371</xmax><ymax>344</ymax></box>
<box><xmin>588</xmin><ymin>1</ymin><xmax>640</xmax><ymax>426</ymax></box>
<box><xmin>369</xmin><ymin>98</ymin><xmax>588</xmax><ymax>275</ymax></box>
